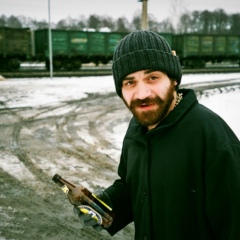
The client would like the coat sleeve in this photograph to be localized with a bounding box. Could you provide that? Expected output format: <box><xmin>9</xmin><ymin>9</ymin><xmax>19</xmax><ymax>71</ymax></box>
<box><xmin>104</xmin><ymin>152</ymin><xmax>133</xmax><ymax>236</ymax></box>
<box><xmin>205</xmin><ymin>142</ymin><xmax>240</xmax><ymax>240</ymax></box>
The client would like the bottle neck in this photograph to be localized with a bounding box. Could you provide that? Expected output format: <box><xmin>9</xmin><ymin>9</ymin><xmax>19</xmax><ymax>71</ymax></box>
<box><xmin>52</xmin><ymin>174</ymin><xmax>76</xmax><ymax>190</ymax></box>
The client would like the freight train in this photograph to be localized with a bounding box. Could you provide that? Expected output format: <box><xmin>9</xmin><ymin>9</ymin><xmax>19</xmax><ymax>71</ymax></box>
<box><xmin>0</xmin><ymin>27</ymin><xmax>240</xmax><ymax>71</ymax></box>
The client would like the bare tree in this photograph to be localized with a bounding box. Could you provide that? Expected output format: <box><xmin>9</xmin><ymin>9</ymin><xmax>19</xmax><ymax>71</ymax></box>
<box><xmin>169</xmin><ymin>0</ymin><xmax>187</xmax><ymax>32</ymax></box>
<box><xmin>88</xmin><ymin>14</ymin><xmax>102</xmax><ymax>31</ymax></box>
<box><xmin>7</xmin><ymin>15</ymin><xmax>22</xmax><ymax>28</ymax></box>
<box><xmin>115</xmin><ymin>17</ymin><xmax>130</xmax><ymax>32</ymax></box>
<box><xmin>229</xmin><ymin>13</ymin><xmax>240</xmax><ymax>34</ymax></box>
<box><xmin>212</xmin><ymin>9</ymin><xmax>229</xmax><ymax>33</ymax></box>
<box><xmin>34</xmin><ymin>20</ymin><xmax>49</xmax><ymax>29</ymax></box>
<box><xmin>177</xmin><ymin>13</ymin><xmax>191</xmax><ymax>33</ymax></box>
<box><xmin>0</xmin><ymin>15</ymin><xmax>7</xmax><ymax>27</ymax></box>
<box><xmin>59</xmin><ymin>16</ymin><xmax>80</xmax><ymax>30</ymax></box>
<box><xmin>200</xmin><ymin>10</ymin><xmax>212</xmax><ymax>33</ymax></box>
<box><xmin>190</xmin><ymin>11</ymin><xmax>201</xmax><ymax>32</ymax></box>
<box><xmin>132</xmin><ymin>13</ymin><xmax>141</xmax><ymax>31</ymax></box>
<box><xmin>148</xmin><ymin>14</ymin><xmax>160</xmax><ymax>32</ymax></box>
<box><xmin>18</xmin><ymin>15</ymin><xmax>36</xmax><ymax>29</ymax></box>
<box><xmin>1</xmin><ymin>9</ymin><xmax>238</xmax><ymax>35</ymax></box>
<box><xmin>101</xmin><ymin>16</ymin><xmax>116</xmax><ymax>31</ymax></box>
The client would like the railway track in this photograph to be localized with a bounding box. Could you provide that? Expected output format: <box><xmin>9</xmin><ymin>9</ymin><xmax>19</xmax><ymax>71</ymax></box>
<box><xmin>1</xmin><ymin>66</ymin><xmax>240</xmax><ymax>78</ymax></box>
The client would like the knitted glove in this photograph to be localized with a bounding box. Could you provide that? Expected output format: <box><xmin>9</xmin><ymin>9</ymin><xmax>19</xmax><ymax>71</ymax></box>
<box><xmin>73</xmin><ymin>189</ymin><xmax>112</xmax><ymax>232</ymax></box>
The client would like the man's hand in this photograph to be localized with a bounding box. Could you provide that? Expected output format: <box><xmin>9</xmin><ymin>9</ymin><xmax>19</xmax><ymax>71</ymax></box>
<box><xmin>73</xmin><ymin>206</ymin><xmax>103</xmax><ymax>232</ymax></box>
<box><xmin>73</xmin><ymin>189</ymin><xmax>112</xmax><ymax>232</ymax></box>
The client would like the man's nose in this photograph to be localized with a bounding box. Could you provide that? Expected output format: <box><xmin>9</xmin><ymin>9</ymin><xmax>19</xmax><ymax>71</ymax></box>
<box><xmin>135</xmin><ymin>82</ymin><xmax>151</xmax><ymax>99</ymax></box>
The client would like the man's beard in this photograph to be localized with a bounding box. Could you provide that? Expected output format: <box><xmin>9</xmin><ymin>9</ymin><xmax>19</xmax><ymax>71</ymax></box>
<box><xmin>123</xmin><ymin>83</ymin><xmax>175</xmax><ymax>128</ymax></box>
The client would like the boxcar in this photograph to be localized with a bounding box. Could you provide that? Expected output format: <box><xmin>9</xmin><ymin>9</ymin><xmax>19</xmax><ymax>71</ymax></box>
<box><xmin>34</xmin><ymin>29</ymin><xmax>69</xmax><ymax>70</ymax></box>
<box><xmin>34</xmin><ymin>29</ymin><xmax>126</xmax><ymax>70</ymax></box>
<box><xmin>174</xmin><ymin>33</ymin><xmax>240</xmax><ymax>67</ymax></box>
<box><xmin>103</xmin><ymin>31</ymin><xmax>128</xmax><ymax>63</ymax></box>
<box><xmin>158</xmin><ymin>33</ymin><xmax>173</xmax><ymax>48</ymax></box>
<box><xmin>0</xmin><ymin>27</ymin><xmax>31</xmax><ymax>70</ymax></box>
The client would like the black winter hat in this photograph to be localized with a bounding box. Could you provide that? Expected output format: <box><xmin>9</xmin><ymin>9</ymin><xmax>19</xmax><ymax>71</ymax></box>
<box><xmin>112</xmin><ymin>30</ymin><xmax>182</xmax><ymax>97</ymax></box>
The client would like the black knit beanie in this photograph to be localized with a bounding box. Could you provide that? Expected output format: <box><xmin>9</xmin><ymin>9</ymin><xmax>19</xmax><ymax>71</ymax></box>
<box><xmin>112</xmin><ymin>30</ymin><xmax>182</xmax><ymax>97</ymax></box>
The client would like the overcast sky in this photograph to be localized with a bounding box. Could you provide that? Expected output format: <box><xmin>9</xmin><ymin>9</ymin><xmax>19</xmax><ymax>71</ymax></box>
<box><xmin>1</xmin><ymin>0</ymin><xmax>240</xmax><ymax>23</ymax></box>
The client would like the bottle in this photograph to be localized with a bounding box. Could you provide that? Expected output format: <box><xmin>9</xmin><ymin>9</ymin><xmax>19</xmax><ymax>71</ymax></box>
<box><xmin>52</xmin><ymin>173</ymin><xmax>115</xmax><ymax>228</ymax></box>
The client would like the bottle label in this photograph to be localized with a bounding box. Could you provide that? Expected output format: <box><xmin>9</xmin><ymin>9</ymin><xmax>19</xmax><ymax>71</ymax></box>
<box><xmin>61</xmin><ymin>185</ymin><xmax>69</xmax><ymax>194</ymax></box>
<box><xmin>78</xmin><ymin>205</ymin><xmax>103</xmax><ymax>225</ymax></box>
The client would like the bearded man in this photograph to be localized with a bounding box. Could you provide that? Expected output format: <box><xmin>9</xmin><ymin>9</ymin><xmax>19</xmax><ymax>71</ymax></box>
<box><xmin>75</xmin><ymin>30</ymin><xmax>240</xmax><ymax>240</ymax></box>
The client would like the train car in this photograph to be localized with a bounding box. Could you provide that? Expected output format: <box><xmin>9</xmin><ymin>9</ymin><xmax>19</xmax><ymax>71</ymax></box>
<box><xmin>34</xmin><ymin>29</ymin><xmax>127</xmax><ymax>70</ymax></box>
<box><xmin>214</xmin><ymin>35</ymin><xmax>240</xmax><ymax>62</ymax></box>
<box><xmin>157</xmin><ymin>32</ymin><xmax>173</xmax><ymax>48</ymax></box>
<box><xmin>2</xmin><ymin>27</ymin><xmax>239</xmax><ymax>71</ymax></box>
<box><xmin>103</xmin><ymin>31</ymin><xmax>128</xmax><ymax>63</ymax></box>
<box><xmin>0</xmin><ymin>27</ymin><xmax>31</xmax><ymax>70</ymax></box>
<box><xmin>174</xmin><ymin>33</ymin><xmax>240</xmax><ymax>67</ymax></box>
<box><xmin>34</xmin><ymin>29</ymin><xmax>69</xmax><ymax>70</ymax></box>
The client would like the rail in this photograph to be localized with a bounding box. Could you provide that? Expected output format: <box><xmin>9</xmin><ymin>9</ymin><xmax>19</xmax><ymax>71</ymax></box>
<box><xmin>1</xmin><ymin>63</ymin><xmax>240</xmax><ymax>78</ymax></box>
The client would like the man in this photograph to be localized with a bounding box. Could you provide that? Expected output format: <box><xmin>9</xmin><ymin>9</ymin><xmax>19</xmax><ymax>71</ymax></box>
<box><xmin>75</xmin><ymin>30</ymin><xmax>240</xmax><ymax>239</ymax></box>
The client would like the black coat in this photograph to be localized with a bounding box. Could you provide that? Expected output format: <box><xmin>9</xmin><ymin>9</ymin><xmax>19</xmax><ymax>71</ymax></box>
<box><xmin>105</xmin><ymin>89</ymin><xmax>240</xmax><ymax>240</ymax></box>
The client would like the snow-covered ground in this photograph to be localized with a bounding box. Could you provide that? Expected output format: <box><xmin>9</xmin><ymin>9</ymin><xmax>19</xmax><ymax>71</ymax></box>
<box><xmin>0</xmin><ymin>72</ymin><xmax>239</xmax><ymax>240</ymax></box>
<box><xmin>1</xmin><ymin>72</ymin><xmax>240</xmax><ymax>140</ymax></box>
<box><xmin>0</xmin><ymin>73</ymin><xmax>240</xmax><ymax>170</ymax></box>
<box><xmin>182</xmin><ymin>73</ymin><xmax>240</xmax><ymax>139</ymax></box>
<box><xmin>0</xmin><ymin>72</ymin><xmax>239</xmax><ymax>184</ymax></box>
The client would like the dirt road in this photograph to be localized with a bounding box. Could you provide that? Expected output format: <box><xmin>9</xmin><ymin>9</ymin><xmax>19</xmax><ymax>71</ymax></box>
<box><xmin>0</xmin><ymin>79</ymin><xmax>134</xmax><ymax>239</ymax></box>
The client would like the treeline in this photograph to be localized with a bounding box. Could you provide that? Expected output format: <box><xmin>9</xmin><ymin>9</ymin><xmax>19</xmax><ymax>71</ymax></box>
<box><xmin>178</xmin><ymin>9</ymin><xmax>240</xmax><ymax>34</ymax></box>
<box><xmin>0</xmin><ymin>8</ymin><xmax>239</xmax><ymax>34</ymax></box>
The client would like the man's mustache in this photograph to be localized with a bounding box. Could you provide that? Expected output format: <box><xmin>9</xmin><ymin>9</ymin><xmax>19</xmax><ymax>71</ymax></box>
<box><xmin>130</xmin><ymin>97</ymin><xmax>163</xmax><ymax>108</ymax></box>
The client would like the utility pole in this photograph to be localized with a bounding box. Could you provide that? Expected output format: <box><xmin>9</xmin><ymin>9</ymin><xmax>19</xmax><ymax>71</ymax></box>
<box><xmin>141</xmin><ymin>0</ymin><xmax>148</xmax><ymax>30</ymax></box>
<box><xmin>48</xmin><ymin>0</ymin><xmax>53</xmax><ymax>79</ymax></box>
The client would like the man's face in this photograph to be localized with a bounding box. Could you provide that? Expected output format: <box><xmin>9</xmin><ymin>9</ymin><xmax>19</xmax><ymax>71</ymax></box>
<box><xmin>121</xmin><ymin>70</ymin><xmax>177</xmax><ymax>130</ymax></box>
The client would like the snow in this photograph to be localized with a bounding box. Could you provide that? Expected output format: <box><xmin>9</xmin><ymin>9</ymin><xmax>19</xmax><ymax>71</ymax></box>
<box><xmin>0</xmin><ymin>76</ymin><xmax>116</xmax><ymax>108</ymax></box>
<box><xmin>0</xmin><ymin>72</ymin><xmax>240</xmax><ymax>182</ymax></box>
<box><xmin>181</xmin><ymin>72</ymin><xmax>240</xmax><ymax>85</ymax></box>
<box><xmin>1</xmin><ymin>72</ymin><xmax>240</xmax><ymax>140</ymax></box>
<box><xmin>0</xmin><ymin>151</ymin><xmax>35</xmax><ymax>181</ymax></box>
<box><xmin>181</xmin><ymin>73</ymin><xmax>240</xmax><ymax>139</ymax></box>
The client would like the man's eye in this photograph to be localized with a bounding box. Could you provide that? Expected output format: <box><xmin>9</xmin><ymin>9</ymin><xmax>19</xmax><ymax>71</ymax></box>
<box><xmin>149</xmin><ymin>76</ymin><xmax>158</xmax><ymax>80</ymax></box>
<box><xmin>124</xmin><ymin>81</ymin><xmax>134</xmax><ymax>86</ymax></box>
